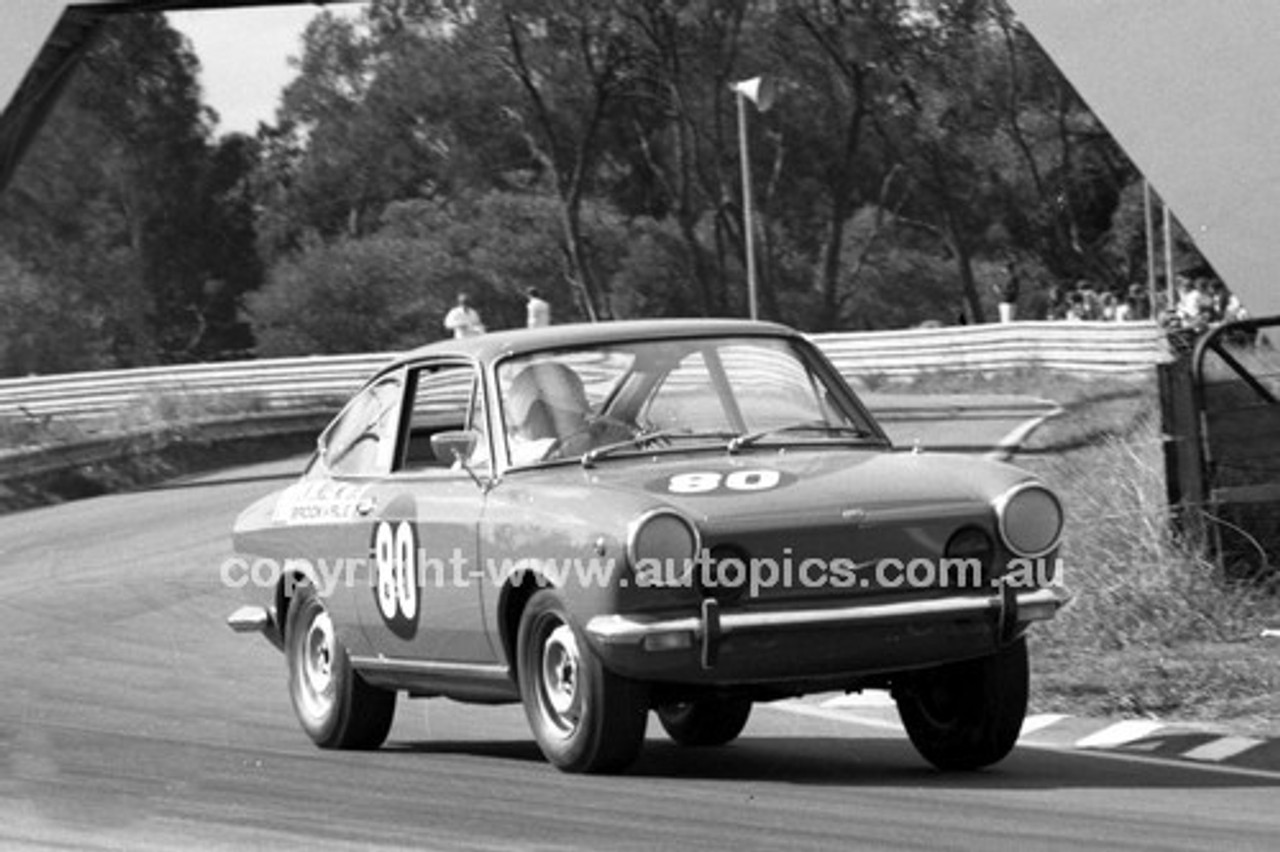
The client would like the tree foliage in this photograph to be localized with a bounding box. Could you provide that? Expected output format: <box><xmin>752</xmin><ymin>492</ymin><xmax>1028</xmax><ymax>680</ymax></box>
<box><xmin>241</xmin><ymin>0</ymin><xmax>1171</xmax><ymax>354</ymax></box>
<box><xmin>0</xmin><ymin>13</ymin><xmax>262</xmax><ymax>375</ymax></box>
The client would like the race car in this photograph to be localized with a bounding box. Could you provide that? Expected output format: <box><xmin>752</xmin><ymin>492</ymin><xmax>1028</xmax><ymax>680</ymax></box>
<box><xmin>227</xmin><ymin>318</ymin><xmax>1069</xmax><ymax>773</ymax></box>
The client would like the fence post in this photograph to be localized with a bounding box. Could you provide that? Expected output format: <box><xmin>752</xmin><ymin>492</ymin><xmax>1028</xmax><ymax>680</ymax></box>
<box><xmin>1157</xmin><ymin>339</ymin><xmax>1206</xmax><ymax>544</ymax></box>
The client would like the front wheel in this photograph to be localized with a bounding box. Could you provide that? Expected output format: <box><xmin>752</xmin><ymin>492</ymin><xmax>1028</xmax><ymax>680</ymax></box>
<box><xmin>285</xmin><ymin>584</ymin><xmax>396</xmax><ymax>749</ymax></box>
<box><xmin>893</xmin><ymin>638</ymin><xmax>1029</xmax><ymax>770</ymax></box>
<box><xmin>517</xmin><ymin>591</ymin><xmax>648</xmax><ymax>773</ymax></box>
<box><xmin>657</xmin><ymin>698</ymin><xmax>752</xmax><ymax>747</ymax></box>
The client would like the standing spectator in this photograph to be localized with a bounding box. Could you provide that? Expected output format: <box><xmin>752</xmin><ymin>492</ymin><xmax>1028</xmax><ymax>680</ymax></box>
<box><xmin>1099</xmin><ymin>292</ymin><xmax>1118</xmax><ymax>321</ymax></box>
<box><xmin>1078</xmin><ymin>283</ymin><xmax>1101</xmax><ymax>320</ymax></box>
<box><xmin>1206</xmin><ymin>279</ymin><xmax>1231</xmax><ymax>323</ymax></box>
<box><xmin>1064</xmin><ymin>291</ymin><xmax>1087</xmax><ymax>321</ymax></box>
<box><xmin>994</xmin><ymin>260</ymin><xmax>1020</xmax><ymax>323</ymax></box>
<box><xmin>1044</xmin><ymin>284</ymin><xmax>1068</xmax><ymax>320</ymax></box>
<box><xmin>526</xmin><ymin>287</ymin><xmax>551</xmax><ymax>328</ymax></box>
<box><xmin>1175</xmin><ymin>276</ymin><xmax>1210</xmax><ymax>330</ymax></box>
<box><xmin>443</xmin><ymin>293</ymin><xmax>484</xmax><ymax>338</ymax></box>
<box><xmin>1111</xmin><ymin>291</ymin><xmax>1133</xmax><ymax>322</ymax></box>
<box><xmin>1223</xmin><ymin>289</ymin><xmax>1249</xmax><ymax>324</ymax></box>
<box><xmin>1126</xmin><ymin>283</ymin><xmax>1150</xmax><ymax>321</ymax></box>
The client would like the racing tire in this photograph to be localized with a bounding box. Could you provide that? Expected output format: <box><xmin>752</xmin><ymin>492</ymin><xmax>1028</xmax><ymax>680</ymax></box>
<box><xmin>657</xmin><ymin>698</ymin><xmax>752</xmax><ymax>747</ymax></box>
<box><xmin>285</xmin><ymin>584</ymin><xmax>396</xmax><ymax>750</ymax></box>
<box><xmin>517</xmin><ymin>590</ymin><xmax>649</xmax><ymax>773</ymax></box>
<box><xmin>893</xmin><ymin>638</ymin><xmax>1028</xmax><ymax>771</ymax></box>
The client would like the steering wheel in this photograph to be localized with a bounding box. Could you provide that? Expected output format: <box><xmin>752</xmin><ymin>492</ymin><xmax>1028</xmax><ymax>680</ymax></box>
<box><xmin>544</xmin><ymin>417</ymin><xmax>636</xmax><ymax>460</ymax></box>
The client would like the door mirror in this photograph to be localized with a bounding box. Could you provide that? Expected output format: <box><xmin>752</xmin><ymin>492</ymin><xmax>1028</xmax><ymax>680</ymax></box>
<box><xmin>430</xmin><ymin>429</ymin><xmax>479</xmax><ymax>465</ymax></box>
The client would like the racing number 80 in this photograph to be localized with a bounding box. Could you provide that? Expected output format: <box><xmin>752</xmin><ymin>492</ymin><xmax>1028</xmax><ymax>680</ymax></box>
<box><xmin>374</xmin><ymin>520</ymin><xmax>418</xmax><ymax>623</ymax></box>
<box><xmin>668</xmin><ymin>469</ymin><xmax>781</xmax><ymax>494</ymax></box>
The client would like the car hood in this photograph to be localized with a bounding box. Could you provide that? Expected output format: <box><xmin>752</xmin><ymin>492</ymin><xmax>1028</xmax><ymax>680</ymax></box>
<box><xmin>567</xmin><ymin>446</ymin><xmax>1037</xmax><ymax>531</ymax></box>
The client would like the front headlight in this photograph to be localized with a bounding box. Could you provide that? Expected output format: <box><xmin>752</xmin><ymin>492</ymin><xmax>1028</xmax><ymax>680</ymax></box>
<box><xmin>994</xmin><ymin>482</ymin><xmax>1064</xmax><ymax>557</ymax></box>
<box><xmin>627</xmin><ymin>508</ymin><xmax>700</xmax><ymax>582</ymax></box>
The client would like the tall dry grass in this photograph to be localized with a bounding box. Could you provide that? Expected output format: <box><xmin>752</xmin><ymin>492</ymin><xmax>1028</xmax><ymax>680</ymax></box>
<box><xmin>1033</xmin><ymin>420</ymin><xmax>1271</xmax><ymax>652</ymax></box>
<box><xmin>1010</xmin><ymin>376</ymin><xmax>1279</xmax><ymax>722</ymax></box>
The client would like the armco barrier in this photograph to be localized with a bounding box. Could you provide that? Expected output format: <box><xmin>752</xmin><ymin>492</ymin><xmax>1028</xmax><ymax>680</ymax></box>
<box><xmin>0</xmin><ymin>322</ymin><xmax>1169</xmax><ymax>428</ymax></box>
<box><xmin>0</xmin><ymin>352</ymin><xmax>395</xmax><ymax>422</ymax></box>
<box><xmin>811</xmin><ymin>320</ymin><xmax>1170</xmax><ymax>378</ymax></box>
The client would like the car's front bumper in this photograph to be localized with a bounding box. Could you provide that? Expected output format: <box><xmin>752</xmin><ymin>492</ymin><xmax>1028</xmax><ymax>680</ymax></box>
<box><xmin>585</xmin><ymin>585</ymin><xmax>1070</xmax><ymax>682</ymax></box>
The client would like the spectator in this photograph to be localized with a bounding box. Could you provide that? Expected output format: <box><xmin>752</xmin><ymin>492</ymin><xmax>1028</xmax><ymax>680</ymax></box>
<box><xmin>443</xmin><ymin>293</ymin><xmax>484</xmax><ymax>339</ymax></box>
<box><xmin>1175</xmin><ymin>276</ymin><xmax>1210</xmax><ymax>330</ymax></box>
<box><xmin>1126</xmin><ymin>283</ymin><xmax>1150</xmax><ymax>321</ymax></box>
<box><xmin>1064</xmin><ymin>291</ymin><xmax>1087</xmax><ymax>321</ymax></box>
<box><xmin>526</xmin><ymin>287</ymin><xmax>551</xmax><ymax>328</ymax></box>
<box><xmin>994</xmin><ymin>261</ymin><xmax>1020</xmax><ymax>323</ymax></box>
<box><xmin>1223</xmin><ymin>290</ymin><xmax>1249</xmax><ymax>324</ymax></box>
<box><xmin>1206</xmin><ymin>279</ymin><xmax>1243</xmax><ymax>324</ymax></box>
<box><xmin>1111</xmin><ymin>289</ymin><xmax>1136</xmax><ymax>322</ymax></box>
<box><xmin>1078</xmin><ymin>285</ymin><xmax>1102</xmax><ymax>320</ymax></box>
<box><xmin>1099</xmin><ymin>292</ymin><xmax>1118</xmax><ymax>321</ymax></box>
<box><xmin>1044</xmin><ymin>284</ymin><xmax>1068</xmax><ymax>320</ymax></box>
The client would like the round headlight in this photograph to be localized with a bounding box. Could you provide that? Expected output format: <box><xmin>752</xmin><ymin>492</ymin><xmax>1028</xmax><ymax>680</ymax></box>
<box><xmin>627</xmin><ymin>509</ymin><xmax>700</xmax><ymax>581</ymax></box>
<box><xmin>995</xmin><ymin>483</ymin><xmax>1064</xmax><ymax>557</ymax></box>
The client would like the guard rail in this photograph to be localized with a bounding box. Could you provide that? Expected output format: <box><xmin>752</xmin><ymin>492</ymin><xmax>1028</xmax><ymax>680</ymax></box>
<box><xmin>0</xmin><ymin>321</ymin><xmax>1169</xmax><ymax>427</ymax></box>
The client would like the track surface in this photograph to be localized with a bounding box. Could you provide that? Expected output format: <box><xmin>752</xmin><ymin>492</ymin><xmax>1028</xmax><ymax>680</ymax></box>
<box><xmin>2</xmin><ymin>408</ymin><xmax>1277</xmax><ymax>850</ymax></box>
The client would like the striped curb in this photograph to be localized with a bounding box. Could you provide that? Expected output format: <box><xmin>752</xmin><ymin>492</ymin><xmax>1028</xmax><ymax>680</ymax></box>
<box><xmin>772</xmin><ymin>691</ymin><xmax>1280</xmax><ymax>772</ymax></box>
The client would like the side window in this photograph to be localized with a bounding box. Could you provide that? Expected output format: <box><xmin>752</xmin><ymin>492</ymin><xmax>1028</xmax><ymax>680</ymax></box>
<box><xmin>399</xmin><ymin>364</ymin><xmax>487</xmax><ymax>472</ymax></box>
<box><xmin>321</xmin><ymin>373</ymin><xmax>404</xmax><ymax>477</ymax></box>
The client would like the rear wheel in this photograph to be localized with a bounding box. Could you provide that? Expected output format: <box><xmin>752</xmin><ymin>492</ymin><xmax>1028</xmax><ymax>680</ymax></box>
<box><xmin>517</xmin><ymin>591</ymin><xmax>648</xmax><ymax>773</ymax></box>
<box><xmin>657</xmin><ymin>698</ymin><xmax>752</xmax><ymax>747</ymax></box>
<box><xmin>285</xmin><ymin>584</ymin><xmax>396</xmax><ymax>749</ymax></box>
<box><xmin>893</xmin><ymin>638</ymin><xmax>1029</xmax><ymax>770</ymax></box>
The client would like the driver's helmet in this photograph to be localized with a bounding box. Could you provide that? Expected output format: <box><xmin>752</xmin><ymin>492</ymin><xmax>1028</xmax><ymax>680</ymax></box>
<box><xmin>506</xmin><ymin>361</ymin><xmax>589</xmax><ymax>441</ymax></box>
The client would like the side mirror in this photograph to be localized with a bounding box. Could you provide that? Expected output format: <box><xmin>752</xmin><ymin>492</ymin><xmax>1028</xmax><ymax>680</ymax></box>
<box><xmin>430</xmin><ymin>429</ymin><xmax>479</xmax><ymax>465</ymax></box>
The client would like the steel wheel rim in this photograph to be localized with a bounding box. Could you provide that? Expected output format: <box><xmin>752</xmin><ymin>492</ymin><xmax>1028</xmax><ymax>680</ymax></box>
<box><xmin>297</xmin><ymin>609</ymin><xmax>336</xmax><ymax>721</ymax></box>
<box><xmin>537</xmin><ymin>622</ymin><xmax>583</xmax><ymax>738</ymax></box>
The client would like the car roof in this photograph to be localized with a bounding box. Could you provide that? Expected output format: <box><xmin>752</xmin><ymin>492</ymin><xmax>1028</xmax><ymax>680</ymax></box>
<box><xmin>394</xmin><ymin>318</ymin><xmax>800</xmax><ymax>366</ymax></box>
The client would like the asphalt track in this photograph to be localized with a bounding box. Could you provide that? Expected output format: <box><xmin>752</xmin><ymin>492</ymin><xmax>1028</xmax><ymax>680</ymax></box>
<box><xmin>2</xmin><ymin>404</ymin><xmax>1277</xmax><ymax>850</ymax></box>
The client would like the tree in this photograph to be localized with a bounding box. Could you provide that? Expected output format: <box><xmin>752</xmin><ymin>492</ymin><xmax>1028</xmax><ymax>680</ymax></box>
<box><xmin>769</xmin><ymin>0</ymin><xmax>916</xmax><ymax>328</ymax></box>
<box><xmin>0</xmin><ymin>12</ymin><xmax>250</xmax><ymax>372</ymax></box>
<box><xmin>247</xmin><ymin>234</ymin><xmax>449</xmax><ymax>355</ymax></box>
<box><xmin>194</xmin><ymin>133</ymin><xmax>264</xmax><ymax>359</ymax></box>
<box><xmin>616</xmin><ymin>0</ymin><xmax>752</xmax><ymax>318</ymax></box>
<box><xmin>249</xmin><ymin>187</ymin><xmax>641</xmax><ymax>354</ymax></box>
<box><xmin>485</xmin><ymin>0</ymin><xmax>644</xmax><ymax>320</ymax></box>
<box><xmin>254</xmin><ymin>4</ymin><xmax>536</xmax><ymax>261</ymax></box>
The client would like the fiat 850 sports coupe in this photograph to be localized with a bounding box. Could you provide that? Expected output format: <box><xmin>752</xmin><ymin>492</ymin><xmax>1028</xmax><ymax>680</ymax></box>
<box><xmin>228</xmin><ymin>319</ymin><xmax>1069</xmax><ymax>773</ymax></box>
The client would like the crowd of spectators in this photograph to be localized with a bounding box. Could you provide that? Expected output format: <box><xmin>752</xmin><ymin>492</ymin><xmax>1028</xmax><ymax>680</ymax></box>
<box><xmin>1044</xmin><ymin>281</ymin><xmax>1149</xmax><ymax>322</ymax></box>
<box><xmin>1042</xmin><ymin>276</ymin><xmax>1247</xmax><ymax>331</ymax></box>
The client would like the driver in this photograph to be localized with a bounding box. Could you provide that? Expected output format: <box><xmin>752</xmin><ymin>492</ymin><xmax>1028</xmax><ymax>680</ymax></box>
<box><xmin>505</xmin><ymin>361</ymin><xmax>632</xmax><ymax>463</ymax></box>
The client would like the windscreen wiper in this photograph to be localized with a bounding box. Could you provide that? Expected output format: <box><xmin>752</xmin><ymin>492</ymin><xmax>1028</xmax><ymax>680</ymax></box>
<box><xmin>581</xmin><ymin>429</ymin><xmax>735</xmax><ymax>468</ymax></box>
<box><xmin>726</xmin><ymin>423</ymin><xmax>873</xmax><ymax>454</ymax></box>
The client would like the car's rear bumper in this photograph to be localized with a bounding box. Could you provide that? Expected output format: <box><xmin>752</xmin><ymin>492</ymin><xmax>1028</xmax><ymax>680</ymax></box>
<box><xmin>226</xmin><ymin>604</ymin><xmax>283</xmax><ymax>651</ymax></box>
<box><xmin>585</xmin><ymin>585</ymin><xmax>1070</xmax><ymax>682</ymax></box>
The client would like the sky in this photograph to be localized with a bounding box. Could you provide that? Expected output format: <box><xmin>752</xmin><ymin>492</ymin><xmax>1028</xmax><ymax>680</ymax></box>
<box><xmin>167</xmin><ymin>3</ymin><xmax>363</xmax><ymax>136</ymax></box>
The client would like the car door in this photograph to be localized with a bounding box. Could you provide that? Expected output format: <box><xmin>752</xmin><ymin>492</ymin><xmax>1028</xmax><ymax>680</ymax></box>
<box><xmin>279</xmin><ymin>369</ymin><xmax>406</xmax><ymax>659</ymax></box>
<box><xmin>352</xmin><ymin>359</ymin><xmax>495</xmax><ymax>664</ymax></box>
